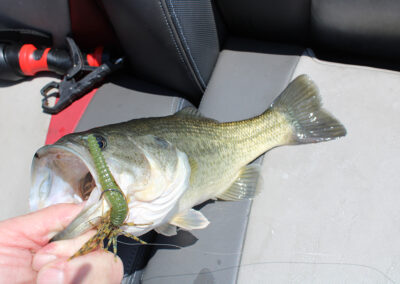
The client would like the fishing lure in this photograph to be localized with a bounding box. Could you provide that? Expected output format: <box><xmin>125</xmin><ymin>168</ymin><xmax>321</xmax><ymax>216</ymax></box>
<box><xmin>87</xmin><ymin>134</ymin><xmax>128</xmax><ymax>226</ymax></box>
<box><xmin>69</xmin><ymin>134</ymin><xmax>146</xmax><ymax>259</ymax></box>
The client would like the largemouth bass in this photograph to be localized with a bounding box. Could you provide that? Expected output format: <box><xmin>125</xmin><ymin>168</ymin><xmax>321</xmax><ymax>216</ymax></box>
<box><xmin>30</xmin><ymin>75</ymin><xmax>346</xmax><ymax>241</ymax></box>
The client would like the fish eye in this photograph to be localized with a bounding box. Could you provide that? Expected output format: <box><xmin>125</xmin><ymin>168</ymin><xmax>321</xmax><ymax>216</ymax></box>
<box><xmin>94</xmin><ymin>135</ymin><xmax>107</xmax><ymax>150</ymax></box>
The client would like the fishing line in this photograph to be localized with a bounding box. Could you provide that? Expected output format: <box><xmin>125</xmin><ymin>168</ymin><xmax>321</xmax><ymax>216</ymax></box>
<box><xmin>116</xmin><ymin>240</ymin><xmax>396</xmax><ymax>283</ymax></box>
<box><xmin>141</xmin><ymin>261</ymin><xmax>396</xmax><ymax>283</ymax></box>
<box><xmin>116</xmin><ymin>240</ymin><xmax>243</xmax><ymax>256</ymax></box>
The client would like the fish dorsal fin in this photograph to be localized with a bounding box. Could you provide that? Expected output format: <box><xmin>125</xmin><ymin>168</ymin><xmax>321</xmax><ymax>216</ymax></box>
<box><xmin>175</xmin><ymin>107</ymin><xmax>218</xmax><ymax>122</ymax></box>
<box><xmin>217</xmin><ymin>164</ymin><xmax>261</xmax><ymax>201</ymax></box>
<box><xmin>170</xmin><ymin>209</ymin><xmax>210</xmax><ymax>230</ymax></box>
<box><xmin>155</xmin><ymin>223</ymin><xmax>177</xmax><ymax>236</ymax></box>
<box><xmin>176</xmin><ymin>107</ymin><xmax>204</xmax><ymax>118</ymax></box>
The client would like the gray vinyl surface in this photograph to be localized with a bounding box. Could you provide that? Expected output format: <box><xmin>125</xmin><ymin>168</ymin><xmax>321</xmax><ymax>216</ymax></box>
<box><xmin>238</xmin><ymin>51</ymin><xmax>400</xmax><ymax>283</ymax></box>
<box><xmin>0</xmin><ymin>77</ymin><xmax>52</xmax><ymax>220</ymax></box>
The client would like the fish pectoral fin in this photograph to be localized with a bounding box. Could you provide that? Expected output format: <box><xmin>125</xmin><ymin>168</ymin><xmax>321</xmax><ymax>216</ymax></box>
<box><xmin>155</xmin><ymin>223</ymin><xmax>178</xmax><ymax>236</ymax></box>
<box><xmin>217</xmin><ymin>164</ymin><xmax>261</xmax><ymax>201</ymax></box>
<box><xmin>50</xmin><ymin>199</ymin><xmax>105</xmax><ymax>242</ymax></box>
<box><xmin>175</xmin><ymin>107</ymin><xmax>218</xmax><ymax>123</ymax></box>
<box><xmin>170</xmin><ymin>209</ymin><xmax>210</xmax><ymax>230</ymax></box>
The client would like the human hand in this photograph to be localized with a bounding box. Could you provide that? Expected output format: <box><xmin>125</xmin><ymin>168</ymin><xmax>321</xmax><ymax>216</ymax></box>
<box><xmin>0</xmin><ymin>203</ymin><xmax>123</xmax><ymax>284</ymax></box>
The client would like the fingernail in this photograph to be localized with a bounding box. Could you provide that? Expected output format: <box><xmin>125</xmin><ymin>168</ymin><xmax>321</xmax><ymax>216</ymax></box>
<box><xmin>37</xmin><ymin>267</ymin><xmax>64</xmax><ymax>284</ymax></box>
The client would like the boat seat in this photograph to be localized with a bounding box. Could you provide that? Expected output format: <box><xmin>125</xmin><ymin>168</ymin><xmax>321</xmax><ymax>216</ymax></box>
<box><xmin>0</xmin><ymin>0</ymin><xmax>400</xmax><ymax>283</ymax></box>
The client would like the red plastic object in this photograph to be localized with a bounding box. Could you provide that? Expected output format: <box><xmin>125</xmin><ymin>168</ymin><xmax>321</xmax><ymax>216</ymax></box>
<box><xmin>45</xmin><ymin>89</ymin><xmax>97</xmax><ymax>144</ymax></box>
<box><xmin>86</xmin><ymin>46</ymin><xmax>103</xmax><ymax>67</ymax></box>
<box><xmin>19</xmin><ymin>44</ymin><xmax>50</xmax><ymax>76</ymax></box>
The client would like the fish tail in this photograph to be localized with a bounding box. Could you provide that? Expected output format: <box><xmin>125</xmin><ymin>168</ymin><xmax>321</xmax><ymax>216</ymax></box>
<box><xmin>270</xmin><ymin>74</ymin><xmax>346</xmax><ymax>144</ymax></box>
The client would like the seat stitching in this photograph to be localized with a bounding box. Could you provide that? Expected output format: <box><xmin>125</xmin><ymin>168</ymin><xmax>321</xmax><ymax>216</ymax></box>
<box><xmin>159</xmin><ymin>1</ymin><xmax>185</xmax><ymax>65</ymax></box>
<box><xmin>166</xmin><ymin>0</ymin><xmax>206</xmax><ymax>88</ymax></box>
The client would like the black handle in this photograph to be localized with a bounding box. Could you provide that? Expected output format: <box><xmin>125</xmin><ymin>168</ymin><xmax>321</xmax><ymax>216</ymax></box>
<box><xmin>41</xmin><ymin>63</ymin><xmax>112</xmax><ymax>114</ymax></box>
<box><xmin>41</xmin><ymin>59</ymin><xmax>123</xmax><ymax>114</ymax></box>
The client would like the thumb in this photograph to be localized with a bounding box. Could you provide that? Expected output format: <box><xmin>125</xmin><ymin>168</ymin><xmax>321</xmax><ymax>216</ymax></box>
<box><xmin>36</xmin><ymin>251</ymin><xmax>123</xmax><ymax>284</ymax></box>
<box><xmin>0</xmin><ymin>203</ymin><xmax>83</xmax><ymax>251</ymax></box>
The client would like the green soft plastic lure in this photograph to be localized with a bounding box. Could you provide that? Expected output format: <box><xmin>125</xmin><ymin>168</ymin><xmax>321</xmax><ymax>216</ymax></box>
<box><xmin>87</xmin><ymin>134</ymin><xmax>128</xmax><ymax>226</ymax></box>
<box><xmin>69</xmin><ymin>134</ymin><xmax>145</xmax><ymax>259</ymax></box>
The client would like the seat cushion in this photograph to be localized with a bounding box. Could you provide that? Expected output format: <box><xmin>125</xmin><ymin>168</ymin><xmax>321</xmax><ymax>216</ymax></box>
<box><xmin>101</xmin><ymin>0</ymin><xmax>221</xmax><ymax>103</ymax></box>
<box><xmin>238</xmin><ymin>50</ymin><xmax>400</xmax><ymax>283</ymax></box>
<box><xmin>0</xmin><ymin>78</ymin><xmax>52</xmax><ymax>220</ymax></box>
<box><xmin>75</xmin><ymin>75</ymin><xmax>192</xmax><ymax>131</ymax></box>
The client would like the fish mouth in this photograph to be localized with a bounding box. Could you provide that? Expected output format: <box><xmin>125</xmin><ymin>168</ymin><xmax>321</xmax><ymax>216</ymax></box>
<box><xmin>30</xmin><ymin>143</ymin><xmax>100</xmax><ymax>212</ymax></box>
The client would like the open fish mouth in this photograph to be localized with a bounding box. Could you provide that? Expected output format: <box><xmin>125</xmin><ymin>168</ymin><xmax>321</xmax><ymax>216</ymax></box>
<box><xmin>29</xmin><ymin>134</ymin><xmax>193</xmax><ymax>240</ymax></box>
<box><xmin>30</xmin><ymin>143</ymin><xmax>100</xmax><ymax>212</ymax></box>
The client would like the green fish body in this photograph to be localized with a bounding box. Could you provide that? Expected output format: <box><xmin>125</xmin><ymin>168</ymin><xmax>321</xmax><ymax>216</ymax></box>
<box><xmin>30</xmin><ymin>75</ymin><xmax>346</xmax><ymax>239</ymax></box>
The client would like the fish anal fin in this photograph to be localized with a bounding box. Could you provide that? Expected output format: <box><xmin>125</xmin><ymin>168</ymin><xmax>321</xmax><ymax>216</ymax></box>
<box><xmin>217</xmin><ymin>164</ymin><xmax>261</xmax><ymax>201</ymax></box>
<box><xmin>170</xmin><ymin>209</ymin><xmax>210</xmax><ymax>230</ymax></box>
<box><xmin>155</xmin><ymin>223</ymin><xmax>177</xmax><ymax>236</ymax></box>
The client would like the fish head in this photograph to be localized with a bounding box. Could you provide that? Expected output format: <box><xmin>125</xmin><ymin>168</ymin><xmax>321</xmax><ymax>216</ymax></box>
<box><xmin>30</xmin><ymin>128</ymin><xmax>191</xmax><ymax>238</ymax></box>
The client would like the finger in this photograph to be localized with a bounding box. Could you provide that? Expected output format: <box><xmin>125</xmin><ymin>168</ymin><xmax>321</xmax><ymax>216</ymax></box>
<box><xmin>32</xmin><ymin>229</ymin><xmax>96</xmax><ymax>271</ymax></box>
<box><xmin>36</xmin><ymin>251</ymin><xmax>123</xmax><ymax>284</ymax></box>
<box><xmin>0</xmin><ymin>203</ymin><xmax>83</xmax><ymax>249</ymax></box>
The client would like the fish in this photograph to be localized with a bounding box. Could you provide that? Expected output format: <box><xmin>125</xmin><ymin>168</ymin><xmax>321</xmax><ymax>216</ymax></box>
<box><xmin>30</xmin><ymin>74</ymin><xmax>346</xmax><ymax>243</ymax></box>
